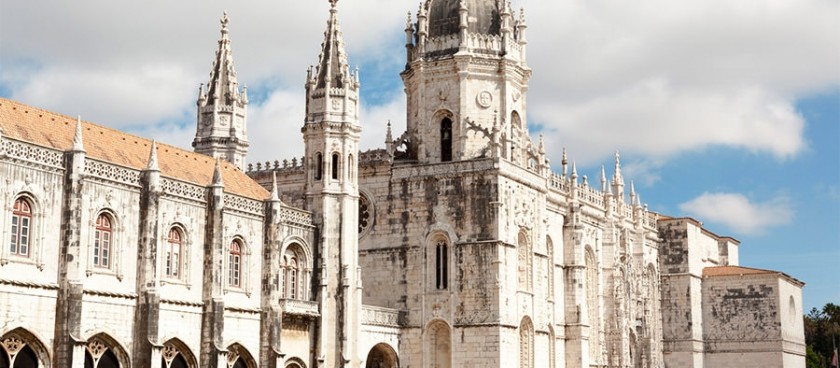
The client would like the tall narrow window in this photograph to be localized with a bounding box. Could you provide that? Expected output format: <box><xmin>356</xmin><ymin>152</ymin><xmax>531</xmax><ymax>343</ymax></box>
<box><xmin>287</xmin><ymin>257</ymin><xmax>298</xmax><ymax>299</ymax></box>
<box><xmin>10</xmin><ymin>198</ymin><xmax>32</xmax><ymax>257</ymax></box>
<box><xmin>315</xmin><ymin>152</ymin><xmax>323</xmax><ymax>180</ymax></box>
<box><xmin>331</xmin><ymin>153</ymin><xmax>339</xmax><ymax>180</ymax></box>
<box><xmin>166</xmin><ymin>228</ymin><xmax>183</xmax><ymax>279</ymax></box>
<box><xmin>93</xmin><ymin>214</ymin><xmax>112</xmax><ymax>268</ymax></box>
<box><xmin>435</xmin><ymin>240</ymin><xmax>448</xmax><ymax>290</ymax></box>
<box><xmin>440</xmin><ymin>118</ymin><xmax>453</xmax><ymax>162</ymax></box>
<box><xmin>229</xmin><ymin>241</ymin><xmax>242</xmax><ymax>287</ymax></box>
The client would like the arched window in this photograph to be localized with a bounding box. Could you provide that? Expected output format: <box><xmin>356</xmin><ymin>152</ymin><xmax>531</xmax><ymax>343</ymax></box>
<box><xmin>314</xmin><ymin>152</ymin><xmax>323</xmax><ymax>181</ymax></box>
<box><xmin>281</xmin><ymin>243</ymin><xmax>307</xmax><ymax>300</ymax></box>
<box><xmin>84</xmin><ymin>335</ymin><xmax>126</xmax><ymax>368</ymax></box>
<box><xmin>93</xmin><ymin>214</ymin><xmax>113</xmax><ymax>269</ymax></box>
<box><xmin>435</xmin><ymin>239</ymin><xmax>448</xmax><ymax>290</ymax></box>
<box><xmin>518</xmin><ymin>230</ymin><xmax>532</xmax><ymax>291</ymax></box>
<box><xmin>440</xmin><ymin>117</ymin><xmax>453</xmax><ymax>162</ymax></box>
<box><xmin>229</xmin><ymin>240</ymin><xmax>242</xmax><ymax>287</ymax></box>
<box><xmin>0</xmin><ymin>328</ymin><xmax>49</xmax><ymax>367</ymax></box>
<box><xmin>10</xmin><ymin>197</ymin><xmax>33</xmax><ymax>257</ymax></box>
<box><xmin>331</xmin><ymin>153</ymin><xmax>340</xmax><ymax>180</ymax></box>
<box><xmin>519</xmin><ymin>317</ymin><xmax>534</xmax><ymax>368</ymax></box>
<box><xmin>161</xmin><ymin>339</ymin><xmax>195</xmax><ymax>368</ymax></box>
<box><xmin>287</xmin><ymin>257</ymin><xmax>298</xmax><ymax>299</ymax></box>
<box><xmin>166</xmin><ymin>228</ymin><xmax>184</xmax><ymax>279</ymax></box>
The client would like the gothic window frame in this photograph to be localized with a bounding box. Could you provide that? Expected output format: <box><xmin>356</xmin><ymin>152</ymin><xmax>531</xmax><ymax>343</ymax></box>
<box><xmin>164</xmin><ymin>226</ymin><xmax>188</xmax><ymax>282</ymax></box>
<box><xmin>426</xmin><ymin>232</ymin><xmax>452</xmax><ymax>292</ymax></box>
<box><xmin>546</xmin><ymin>236</ymin><xmax>554</xmax><ymax>300</ymax></box>
<box><xmin>280</xmin><ymin>240</ymin><xmax>311</xmax><ymax>301</ymax></box>
<box><xmin>2</xmin><ymin>193</ymin><xmax>45</xmax><ymax>269</ymax></box>
<box><xmin>425</xmin><ymin>319</ymin><xmax>452</xmax><ymax>368</ymax></box>
<box><xmin>0</xmin><ymin>327</ymin><xmax>51</xmax><ymax>367</ymax></box>
<box><xmin>519</xmin><ymin>317</ymin><xmax>534</xmax><ymax>368</ymax></box>
<box><xmin>228</xmin><ymin>239</ymin><xmax>244</xmax><ymax>289</ymax></box>
<box><xmin>517</xmin><ymin>229</ymin><xmax>533</xmax><ymax>292</ymax></box>
<box><xmin>314</xmin><ymin>152</ymin><xmax>323</xmax><ymax>181</ymax></box>
<box><xmin>84</xmin><ymin>332</ymin><xmax>130</xmax><ymax>368</ymax></box>
<box><xmin>331</xmin><ymin>152</ymin><xmax>340</xmax><ymax>180</ymax></box>
<box><xmin>226</xmin><ymin>343</ymin><xmax>257</xmax><ymax>368</ymax></box>
<box><xmin>9</xmin><ymin>197</ymin><xmax>32</xmax><ymax>258</ymax></box>
<box><xmin>161</xmin><ymin>338</ymin><xmax>197</xmax><ymax>368</ymax></box>
<box><xmin>440</xmin><ymin>117</ymin><xmax>453</xmax><ymax>162</ymax></box>
<box><xmin>92</xmin><ymin>212</ymin><xmax>113</xmax><ymax>269</ymax></box>
<box><xmin>85</xmin><ymin>209</ymin><xmax>124</xmax><ymax>280</ymax></box>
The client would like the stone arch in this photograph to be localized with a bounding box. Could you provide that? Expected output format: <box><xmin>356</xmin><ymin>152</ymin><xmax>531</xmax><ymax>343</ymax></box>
<box><xmin>314</xmin><ymin>152</ymin><xmax>323</xmax><ymax>180</ymax></box>
<box><xmin>547</xmin><ymin>324</ymin><xmax>556</xmax><ymax>368</ymax></box>
<box><xmin>84</xmin><ymin>332</ymin><xmax>130</xmax><ymax>368</ymax></box>
<box><xmin>160</xmin><ymin>338</ymin><xmax>196</xmax><ymax>368</ymax></box>
<box><xmin>281</xmin><ymin>240</ymin><xmax>310</xmax><ymax>300</ymax></box>
<box><xmin>425</xmin><ymin>319</ymin><xmax>451</xmax><ymax>368</ymax></box>
<box><xmin>0</xmin><ymin>327</ymin><xmax>51</xmax><ymax>367</ymax></box>
<box><xmin>517</xmin><ymin>228</ymin><xmax>532</xmax><ymax>291</ymax></box>
<box><xmin>284</xmin><ymin>356</ymin><xmax>307</xmax><ymax>368</ymax></box>
<box><xmin>519</xmin><ymin>316</ymin><xmax>534</xmax><ymax>368</ymax></box>
<box><xmin>425</xmin><ymin>230</ymin><xmax>453</xmax><ymax>291</ymax></box>
<box><xmin>431</xmin><ymin>109</ymin><xmax>455</xmax><ymax>162</ymax></box>
<box><xmin>364</xmin><ymin>342</ymin><xmax>399</xmax><ymax>368</ymax></box>
<box><xmin>330</xmin><ymin>151</ymin><xmax>341</xmax><ymax>180</ymax></box>
<box><xmin>163</xmin><ymin>224</ymin><xmax>189</xmax><ymax>280</ymax></box>
<box><xmin>225</xmin><ymin>343</ymin><xmax>256</xmax><ymax>368</ymax></box>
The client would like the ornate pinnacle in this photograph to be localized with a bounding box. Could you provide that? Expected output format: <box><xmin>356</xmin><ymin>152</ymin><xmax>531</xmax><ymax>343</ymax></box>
<box><xmin>147</xmin><ymin>140</ymin><xmax>159</xmax><ymax>171</ymax></box>
<box><xmin>72</xmin><ymin>115</ymin><xmax>85</xmax><ymax>152</ymax></box>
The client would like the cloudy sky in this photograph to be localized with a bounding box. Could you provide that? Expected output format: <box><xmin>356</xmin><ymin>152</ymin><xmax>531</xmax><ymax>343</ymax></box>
<box><xmin>1</xmin><ymin>0</ymin><xmax>838</xmax><ymax>309</ymax></box>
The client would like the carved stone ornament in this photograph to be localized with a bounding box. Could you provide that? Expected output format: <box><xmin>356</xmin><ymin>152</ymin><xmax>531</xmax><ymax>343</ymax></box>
<box><xmin>87</xmin><ymin>339</ymin><xmax>107</xmax><ymax>360</ymax></box>
<box><xmin>162</xmin><ymin>344</ymin><xmax>179</xmax><ymax>364</ymax></box>
<box><xmin>476</xmin><ymin>91</ymin><xmax>493</xmax><ymax>108</ymax></box>
<box><xmin>1</xmin><ymin>336</ymin><xmax>25</xmax><ymax>356</ymax></box>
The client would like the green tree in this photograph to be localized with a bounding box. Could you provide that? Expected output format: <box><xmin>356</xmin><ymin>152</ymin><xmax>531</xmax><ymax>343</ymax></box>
<box><xmin>805</xmin><ymin>303</ymin><xmax>840</xmax><ymax>367</ymax></box>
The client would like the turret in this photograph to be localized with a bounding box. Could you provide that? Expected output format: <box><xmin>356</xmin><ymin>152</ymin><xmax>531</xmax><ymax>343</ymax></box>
<box><xmin>193</xmin><ymin>11</ymin><xmax>249</xmax><ymax>170</ymax></box>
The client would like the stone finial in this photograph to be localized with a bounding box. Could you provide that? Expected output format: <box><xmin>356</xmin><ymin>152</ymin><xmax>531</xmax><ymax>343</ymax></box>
<box><xmin>612</xmin><ymin>149</ymin><xmax>624</xmax><ymax>185</ymax></box>
<box><xmin>600</xmin><ymin>165</ymin><xmax>607</xmax><ymax>192</ymax></box>
<box><xmin>571</xmin><ymin>161</ymin><xmax>578</xmax><ymax>180</ymax></box>
<box><xmin>629</xmin><ymin>180</ymin><xmax>637</xmax><ymax>205</ymax></box>
<box><xmin>72</xmin><ymin>116</ymin><xmax>85</xmax><ymax>152</ymax></box>
<box><xmin>147</xmin><ymin>140</ymin><xmax>160</xmax><ymax>171</ymax></box>
<box><xmin>269</xmin><ymin>171</ymin><xmax>280</xmax><ymax>202</ymax></box>
<box><xmin>538</xmin><ymin>134</ymin><xmax>545</xmax><ymax>155</ymax></box>
<box><xmin>212</xmin><ymin>158</ymin><xmax>224</xmax><ymax>187</ymax></box>
<box><xmin>561</xmin><ymin>147</ymin><xmax>568</xmax><ymax>177</ymax></box>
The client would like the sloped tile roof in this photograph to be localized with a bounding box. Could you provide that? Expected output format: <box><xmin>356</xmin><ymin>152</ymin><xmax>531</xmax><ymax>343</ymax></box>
<box><xmin>0</xmin><ymin>98</ymin><xmax>269</xmax><ymax>200</ymax></box>
<box><xmin>703</xmin><ymin>265</ymin><xmax>805</xmax><ymax>286</ymax></box>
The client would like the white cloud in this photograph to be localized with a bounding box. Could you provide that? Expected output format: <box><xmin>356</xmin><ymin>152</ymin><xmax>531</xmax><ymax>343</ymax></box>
<box><xmin>1</xmin><ymin>0</ymin><xmax>838</xmax><ymax>170</ymax></box>
<box><xmin>678</xmin><ymin>192</ymin><xmax>794</xmax><ymax>235</ymax></box>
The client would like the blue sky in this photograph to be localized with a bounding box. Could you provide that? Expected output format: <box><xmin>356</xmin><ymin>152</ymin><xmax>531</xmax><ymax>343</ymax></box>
<box><xmin>1</xmin><ymin>0</ymin><xmax>838</xmax><ymax>310</ymax></box>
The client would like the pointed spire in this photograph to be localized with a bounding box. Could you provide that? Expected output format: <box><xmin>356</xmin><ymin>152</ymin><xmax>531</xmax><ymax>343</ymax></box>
<box><xmin>314</xmin><ymin>0</ymin><xmax>351</xmax><ymax>89</ymax></box>
<box><xmin>269</xmin><ymin>171</ymin><xmax>280</xmax><ymax>202</ymax></box>
<box><xmin>538</xmin><ymin>134</ymin><xmax>545</xmax><ymax>155</ymax></box>
<box><xmin>571</xmin><ymin>161</ymin><xmax>578</xmax><ymax>180</ymax></box>
<box><xmin>212</xmin><ymin>158</ymin><xmax>224</xmax><ymax>187</ymax></box>
<box><xmin>205</xmin><ymin>11</ymin><xmax>242</xmax><ymax>106</ymax></box>
<box><xmin>386</xmin><ymin>121</ymin><xmax>393</xmax><ymax>143</ymax></box>
<box><xmin>147</xmin><ymin>140</ymin><xmax>159</xmax><ymax>171</ymax></box>
<box><xmin>72</xmin><ymin>116</ymin><xmax>85</xmax><ymax>152</ymax></box>
<box><xmin>612</xmin><ymin>149</ymin><xmax>624</xmax><ymax>185</ymax></box>
<box><xmin>600</xmin><ymin>165</ymin><xmax>607</xmax><ymax>192</ymax></box>
<box><xmin>630</xmin><ymin>180</ymin><xmax>637</xmax><ymax>205</ymax></box>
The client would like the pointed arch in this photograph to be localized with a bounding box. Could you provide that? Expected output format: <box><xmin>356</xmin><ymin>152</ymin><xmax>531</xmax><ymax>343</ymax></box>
<box><xmin>364</xmin><ymin>343</ymin><xmax>398</xmax><ymax>368</ymax></box>
<box><xmin>425</xmin><ymin>319</ymin><xmax>451</xmax><ymax>368</ymax></box>
<box><xmin>284</xmin><ymin>356</ymin><xmax>307</xmax><ymax>368</ymax></box>
<box><xmin>426</xmin><ymin>231</ymin><xmax>452</xmax><ymax>291</ymax></box>
<box><xmin>547</xmin><ymin>324</ymin><xmax>556</xmax><ymax>368</ymax></box>
<box><xmin>519</xmin><ymin>317</ymin><xmax>534</xmax><ymax>368</ymax></box>
<box><xmin>160</xmin><ymin>338</ymin><xmax>196</xmax><ymax>368</ymax></box>
<box><xmin>0</xmin><ymin>327</ymin><xmax>50</xmax><ymax>367</ymax></box>
<box><xmin>84</xmin><ymin>332</ymin><xmax>129</xmax><ymax>368</ymax></box>
<box><xmin>226</xmin><ymin>343</ymin><xmax>256</xmax><ymax>368</ymax></box>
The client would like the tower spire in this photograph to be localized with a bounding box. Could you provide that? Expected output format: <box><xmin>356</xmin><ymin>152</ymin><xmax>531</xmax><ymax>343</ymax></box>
<box><xmin>193</xmin><ymin>11</ymin><xmax>250</xmax><ymax>170</ymax></box>
<box><xmin>313</xmin><ymin>0</ymin><xmax>353</xmax><ymax>90</ymax></box>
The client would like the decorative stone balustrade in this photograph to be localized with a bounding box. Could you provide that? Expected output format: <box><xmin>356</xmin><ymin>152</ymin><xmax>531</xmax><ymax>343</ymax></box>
<box><xmin>361</xmin><ymin>305</ymin><xmax>404</xmax><ymax>328</ymax></box>
<box><xmin>279</xmin><ymin>299</ymin><xmax>319</xmax><ymax>317</ymax></box>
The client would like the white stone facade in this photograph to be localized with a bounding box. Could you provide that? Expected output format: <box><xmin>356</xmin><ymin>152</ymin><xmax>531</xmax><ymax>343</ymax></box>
<box><xmin>0</xmin><ymin>1</ymin><xmax>804</xmax><ymax>368</ymax></box>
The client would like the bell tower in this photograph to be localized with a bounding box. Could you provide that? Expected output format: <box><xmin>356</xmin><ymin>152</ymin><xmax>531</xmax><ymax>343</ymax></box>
<box><xmin>401</xmin><ymin>0</ymin><xmax>533</xmax><ymax>165</ymax></box>
<box><xmin>302</xmin><ymin>1</ymin><xmax>362</xmax><ymax>367</ymax></box>
<box><xmin>193</xmin><ymin>12</ymin><xmax>250</xmax><ymax>170</ymax></box>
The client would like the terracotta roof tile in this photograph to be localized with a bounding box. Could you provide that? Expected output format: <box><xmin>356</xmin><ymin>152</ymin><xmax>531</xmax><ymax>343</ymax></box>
<box><xmin>0</xmin><ymin>98</ymin><xmax>268</xmax><ymax>200</ymax></box>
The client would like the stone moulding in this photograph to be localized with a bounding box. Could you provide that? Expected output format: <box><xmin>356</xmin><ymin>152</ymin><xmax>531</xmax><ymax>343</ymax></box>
<box><xmin>1</xmin><ymin>138</ymin><xmax>64</xmax><ymax>169</ymax></box>
<box><xmin>279</xmin><ymin>299</ymin><xmax>319</xmax><ymax>317</ymax></box>
<box><xmin>361</xmin><ymin>305</ymin><xmax>404</xmax><ymax>328</ymax></box>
